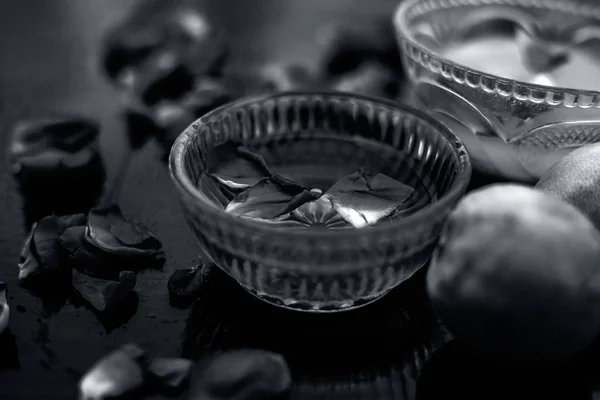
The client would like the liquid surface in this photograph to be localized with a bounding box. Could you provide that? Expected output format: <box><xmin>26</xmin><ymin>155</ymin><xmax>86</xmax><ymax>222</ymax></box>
<box><xmin>197</xmin><ymin>135</ymin><xmax>435</xmax><ymax>229</ymax></box>
<box><xmin>413</xmin><ymin>6</ymin><xmax>600</xmax><ymax>90</ymax></box>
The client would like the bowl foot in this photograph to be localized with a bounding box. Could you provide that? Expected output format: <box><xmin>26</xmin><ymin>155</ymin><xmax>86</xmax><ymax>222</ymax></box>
<box><xmin>239</xmin><ymin>283</ymin><xmax>392</xmax><ymax>313</ymax></box>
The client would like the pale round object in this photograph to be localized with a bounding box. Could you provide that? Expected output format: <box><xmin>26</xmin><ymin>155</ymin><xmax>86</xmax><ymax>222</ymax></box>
<box><xmin>427</xmin><ymin>184</ymin><xmax>600</xmax><ymax>360</ymax></box>
<box><xmin>536</xmin><ymin>143</ymin><xmax>600</xmax><ymax>232</ymax></box>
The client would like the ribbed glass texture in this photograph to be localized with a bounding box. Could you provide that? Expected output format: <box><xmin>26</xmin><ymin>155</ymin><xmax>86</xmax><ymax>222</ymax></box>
<box><xmin>170</xmin><ymin>92</ymin><xmax>471</xmax><ymax>312</ymax></box>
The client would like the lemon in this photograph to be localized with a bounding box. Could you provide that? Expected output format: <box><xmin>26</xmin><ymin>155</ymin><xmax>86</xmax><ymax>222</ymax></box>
<box><xmin>536</xmin><ymin>143</ymin><xmax>600</xmax><ymax>231</ymax></box>
<box><xmin>427</xmin><ymin>184</ymin><xmax>600</xmax><ymax>360</ymax></box>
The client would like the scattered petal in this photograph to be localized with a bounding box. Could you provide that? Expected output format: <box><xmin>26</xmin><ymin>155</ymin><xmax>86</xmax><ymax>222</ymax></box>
<box><xmin>120</xmin><ymin>50</ymin><xmax>195</xmax><ymax>106</ymax></box>
<box><xmin>316</xmin><ymin>19</ymin><xmax>403</xmax><ymax>78</ymax></box>
<box><xmin>9</xmin><ymin>117</ymin><xmax>103</xmax><ymax>176</ymax></box>
<box><xmin>9</xmin><ymin>117</ymin><xmax>105</xmax><ymax>220</ymax></box>
<box><xmin>18</xmin><ymin>214</ymin><xmax>87</xmax><ymax>284</ymax></box>
<box><xmin>79</xmin><ymin>343</ymin><xmax>146</xmax><ymax>400</ymax></box>
<box><xmin>323</xmin><ymin>169</ymin><xmax>415</xmax><ymax>228</ymax></box>
<box><xmin>72</xmin><ymin>270</ymin><xmax>137</xmax><ymax>313</ymax></box>
<box><xmin>0</xmin><ymin>282</ymin><xmax>9</xmax><ymax>335</ymax></box>
<box><xmin>33</xmin><ymin>214</ymin><xmax>87</xmax><ymax>270</ymax></box>
<box><xmin>60</xmin><ymin>218</ymin><xmax>164</xmax><ymax>280</ymax></box>
<box><xmin>254</xmin><ymin>63</ymin><xmax>317</xmax><ymax>93</ymax></box>
<box><xmin>207</xmin><ymin>141</ymin><xmax>272</xmax><ymax>190</ymax></box>
<box><xmin>187</xmin><ymin>349</ymin><xmax>291</xmax><ymax>400</ymax></box>
<box><xmin>122</xmin><ymin>94</ymin><xmax>161</xmax><ymax>149</ymax></box>
<box><xmin>168</xmin><ymin>265</ymin><xmax>204</xmax><ymax>309</ymax></box>
<box><xmin>225</xmin><ymin>176</ymin><xmax>320</xmax><ymax>220</ymax></box>
<box><xmin>148</xmin><ymin>357</ymin><xmax>193</xmax><ymax>393</ymax></box>
<box><xmin>179</xmin><ymin>77</ymin><xmax>234</xmax><ymax>116</ymax></box>
<box><xmin>87</xmin><ymin>204</ymin><xmax>164</xmax><ymax>257</ymax></box>
<box><xmin>102</xmin><ymin>3</ymin><xmax>227</xmax><ymax>83</ymax></box>
<box><xmin>332</xmin><ymin>61</ymin><xmax>400</xmax><ymax>98</ymax></box>
<box><xmin>10</xmin><ymin>118</ymin><xmax>98</xmax><ymax>159</ymax></box>
<box><xmin>18</xmin><ymin>225</ymin><xmax>40</xmax><ymax>282</ymax></box>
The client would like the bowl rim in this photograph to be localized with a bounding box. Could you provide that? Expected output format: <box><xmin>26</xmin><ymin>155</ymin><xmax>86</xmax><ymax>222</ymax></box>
<box><xmin>169</xmin><ymin>91</ymin><xmax>471</xmax><ymax>240</ymax></box>
<box><xmin>393</xmin><ymin>0</ymin><xmax>600</xmax><ymax>98</ymax></box>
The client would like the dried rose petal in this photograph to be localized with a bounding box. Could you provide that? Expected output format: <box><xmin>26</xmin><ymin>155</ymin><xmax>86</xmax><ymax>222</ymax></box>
<box><xmin>18</xmin><ymin>214</ymin><xmax>87</xmax><ymax>284</ymax></box>
<box><xmin>79</xmin><ymin>343</ymin><xmax>146</xmax><ymax>400</ymax></box>
<box><xmin>9</xmin><ymin>117</ymin><xmax>105</xmax><ymax>221</ymax></box>
<box><xmin>323</xmin><ymin>169</ymin><xmax>415</xmax><ymax>228</ymax></box>
<box><xmin>316</xmin><ymin>19</ymin><xmax>403</xmax><ymax>78</ymax></box>
<box><xmin>9</xmin><ymin>117</ymin><xmax>103</xmax><ymax>175</ymax></box>
<box><xmin>103</xmin><ymin>2</ymin><xmax>227</xmax><ymax>83</ymax></box>
<box><xmin>179</xmin><ymin>78</ymin><xmax>234</xmax><ymax>116</ymax></box>
<box><xmin>187</xmin><ymin>349</ymin><xmax>291</xmax><ymax>400</ymax></box>
<box><xmin>168</xmin><ymin>265</ymin><xmax>204</xmax><ymax>309</ymax></box>
<box><xmin>225</xmin><ymin>176</ymin><xmax>320</xmax><ymax>220</ymax></box>
<box><xmin>87</xmin><ymin>204</ymin><xmax>164</xmax><ymax>257</ymax></box>
<box><xmin>120</xmin><ymin>50</ymin><xmax>195</xmax><ymax>106</ymax></box>
<box><xmin>72</xmin><ymin>270</ymin><xmax>137</xmax><ymax>313</ymax></box>
<box><xmin>122</xmin><ymin>94</ymin><xmax>161</xmax><ymax>149</ymax></box>
<box><xmin>148</xmin><ymin>357</ymin><xmax>193</xmax><ymax>393</ymax></box>
<box><xmin>332</xmin><ymin>61</ymin><xmax>400</xmax><ymax>99</ymax></box>
<box><xmin>0</xmin><ymin>282</ymin><xmax>9</xmax><ymax>335</ymax></box>
<box><xmin>196</xmin><ymin>174</ymin><xmax>238</xmax><ymax>209</ymax></box>
<box><xmin>207</xmin><ymin>142</ymin><xmax>273</xmax><ymax>190</ymax></box>
<box><xmin>254</xmin><ymin>63</ymin><xmax>317</xmax><ymax>93</ymax></box>
<box><xmin>59</xmin><ymin>207</ymin><xmax>165</xmax><ymax>280</ymax></box>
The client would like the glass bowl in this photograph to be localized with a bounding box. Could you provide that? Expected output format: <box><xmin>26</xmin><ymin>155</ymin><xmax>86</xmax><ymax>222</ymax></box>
<box><xmin>169</xmin><ymin>92</ymin><xmax>471</xmax><ymax>312</ymax></box>
<box><xmin>394</xmin><ymin>0</ymin><xmax>600</xmax><ymax>182</ymax></box>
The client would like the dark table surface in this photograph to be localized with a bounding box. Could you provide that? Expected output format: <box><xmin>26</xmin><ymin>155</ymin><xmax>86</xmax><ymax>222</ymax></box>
<box><xmin>0</xmin><ymin>1</ymin><xmax>599</xmax><ymax>399</ymax></box>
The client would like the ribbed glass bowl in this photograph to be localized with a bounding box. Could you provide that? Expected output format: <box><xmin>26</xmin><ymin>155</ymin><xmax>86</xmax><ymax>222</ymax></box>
<box><xmin>394</xmin><ymin>0</ymin><xmax>600</xmax><ymax>182</ymax></box>
<box><xmin>169</xmin><ymin>92</ymin><xmax>471</xmax><ymax>312</ymax></box>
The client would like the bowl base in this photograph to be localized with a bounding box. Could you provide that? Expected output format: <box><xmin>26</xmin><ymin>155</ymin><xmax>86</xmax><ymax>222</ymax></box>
<box><xmin>239</xmin><ymin>283</ymin><xmax>392</xmax><ymax>313</ymax></box>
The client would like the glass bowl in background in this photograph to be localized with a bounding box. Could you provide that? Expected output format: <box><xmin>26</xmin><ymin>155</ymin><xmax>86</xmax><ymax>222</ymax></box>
<box><xmin>395</xmin><ymin>0</ymin><xmax>600</xmax><ymax>182</ymax></box>
<box><xmin>169</xmin><ymin>92</ymin><xmax>470</xmax><ymax>312</ymax></box>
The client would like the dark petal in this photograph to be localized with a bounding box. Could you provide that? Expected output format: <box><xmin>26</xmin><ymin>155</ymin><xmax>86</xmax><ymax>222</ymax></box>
<box><xmin>332</xmin><ymin>62</ymin><xmax>400</xmax><ymax>99</ymax></box>
<box><xmin>100</xmin><ymin>0</ymin><xmax>173</xmax><ymax>79</ymax></box>
<box><xmin>187</xmin><ymin>350</ymin><xmax>291</xmax><ymax>400</ymax></box>
<box><xmin>10</xmin><ymin>117</ymin><xmax>99</xmax><ymax>159</ymax></box>
<box><xmin>197</xmin><ymin>175</ymin><xmax>237</xmax><ymax>209</ymax></box>
<box><xmin>254</xmin><ymin>63</ymin><xmax>318</xmax><ymax>93</ymax></box>
<box><xmin>18</xmin><ymin>224</ymin><xmax>41</xmax><ymax>282</ymax></box>
<box><xmin>119</xmin><ymin>50</ymin><xmax>195</xmax><ymax>106</ymax></box>
<box><xmin>207</xmin><ymin>141</ymin><xmax>273</xmax><ymax>190</ymax></box>
<box><xmin>87</xmin><ymin>204</ymin><xmax>164</xmax><ymax>253</ymax></box>
<box><xmin>180</xmin><ymin>78</ymin><xmax>234</xmax><ymax>117</ymax></box>
<box><xmin>153</xmin><ymin>103</ymin><xmax>196</xmax><ymax>160</ymax></box>
<box><xmin>316</xmin><ymin>19</ymin><xmax>403</xmax><ymax>79</ymax></box>
<box><xmin>168</xmin><ymin>265</ymin><xmax>204</xmax><ymax>309</ymax></box>
<box><xmin>324</xmin><ymin>169</ymin><xmax>415</xmax><ymax>228</ymax></box>
<box><xmin>0</xmin><ymin>281</ymin><xmax>9</xmax><ymax>335</ymax></box>
<box><xmin>79</xmin><ymin>343</ymin><xmax>146</xmax><ymax>400</ymax></box>
<box><xmin>122</xmin><ymin>95</ymin><xmax>162</xmax><ymax>149</ymax></box>
<box><xmin>72</xmin><ymin>270</ymin><xmax>137</xmax><ymax>313</ymax></box>
<box><xmin>32</xmin><ymin>214</ymin><xmax>87</xmax><ymax>271</ymax></box>
<box><xmin>225</xmin><ymin>176</ymin><xmax>319</xmax><ymax>220</ymax></box>
<box><xmin>60</xmin><ymin>226</ymin><xmax>164</xmax><ymax>280</ymax></box>
<box><xmin>147</xmin><ymin>357</ymin><xmax>193</xmax><ymax>393</ymax></box>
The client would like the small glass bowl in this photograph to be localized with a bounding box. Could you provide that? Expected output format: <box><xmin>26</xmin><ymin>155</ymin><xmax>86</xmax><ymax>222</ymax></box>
<box><xmin>395</xmin><ymin>0</ymin><xmax>600</xmax><ymax>182</ymax></box>
<box><xmin>169</xmin><ymin>92</ymin><xmax>471</xmax><ymax>312</ymax></box>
